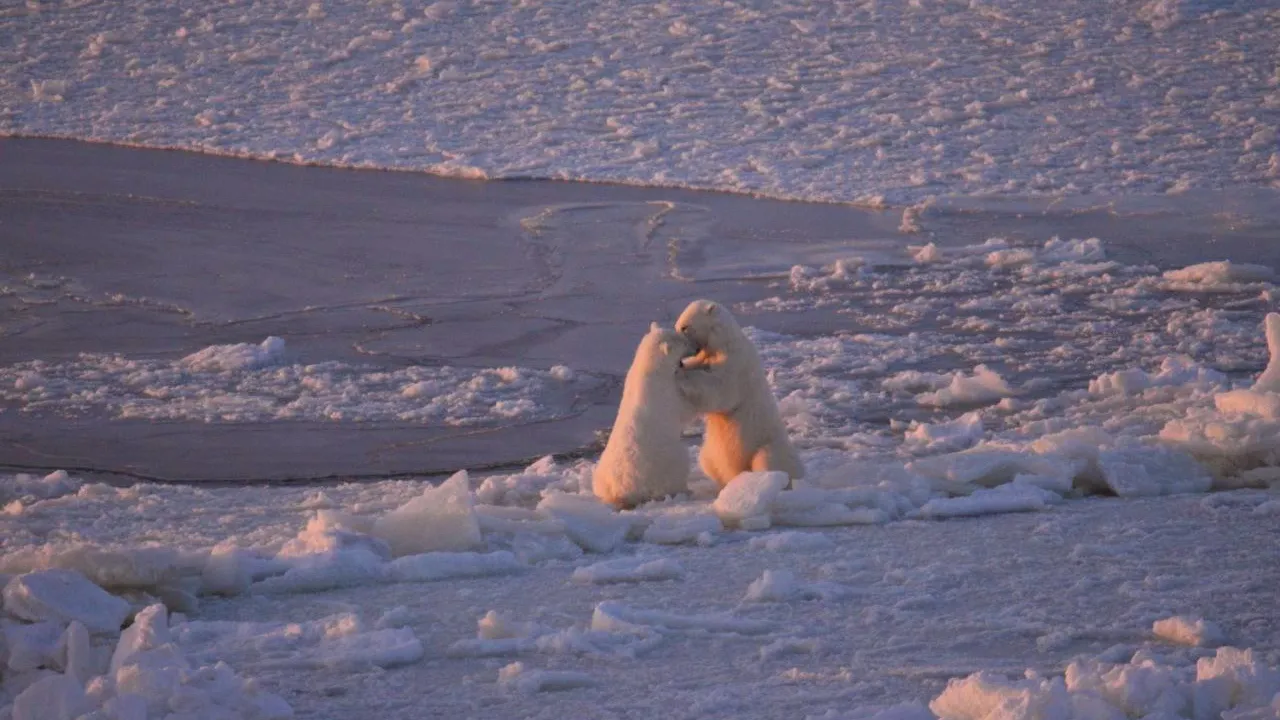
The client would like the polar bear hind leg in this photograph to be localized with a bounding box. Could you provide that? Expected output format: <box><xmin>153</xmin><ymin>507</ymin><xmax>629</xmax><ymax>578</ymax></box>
<box><xmin>699</xmin><ymin>413</ymin><xmax>748</xmax><ymax>486</ymax></box>
<box><xmin>750</xmin><ymin>441</ymin><xmax>804</xmax><ymax>483</ymax></box>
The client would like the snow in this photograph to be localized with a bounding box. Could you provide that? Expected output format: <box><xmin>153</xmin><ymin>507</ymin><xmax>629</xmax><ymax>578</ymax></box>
<box><xmin>4</xmin><ymin>0</ymin><xmax>1280</xmax><ymax>205</ymax></box>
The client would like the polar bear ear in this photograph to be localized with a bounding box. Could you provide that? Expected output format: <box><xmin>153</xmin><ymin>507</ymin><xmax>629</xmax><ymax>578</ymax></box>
<box><xmin>705</xmin><ymin>301</ymin><xmax>719</xmax><ymax>315</ymax></box>
<box><xmin>650</xmin><ymin>321</ymin><xmax>662</xmax><ymax>333</ymax></box>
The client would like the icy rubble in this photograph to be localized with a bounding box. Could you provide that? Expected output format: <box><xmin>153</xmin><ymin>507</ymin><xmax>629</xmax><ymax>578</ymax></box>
<box><xmin>6</xmin><ymin>281</ymin><xmax>1280</xmax><ymax>717</ymax></box>
<box><xmin>2</xmin><ymin>600</ymin><xmax>294</xmax><ymax>720</ymax></box>
<box><xmin>930</xmin><ymin>646</ymin><xmax>1280</xmax><ymax>720</ymax></box>
<box><xmin>8</xmin><ymin>305</ymin><xmax>1280</xmax><ymax>617</ymax></box>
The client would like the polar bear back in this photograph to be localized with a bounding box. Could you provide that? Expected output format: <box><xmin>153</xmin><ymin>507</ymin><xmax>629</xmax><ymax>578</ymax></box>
<box><xmin>592</xmin><ymin>325</ymin><xmax>692</xmax><ymax>507</ymax></box>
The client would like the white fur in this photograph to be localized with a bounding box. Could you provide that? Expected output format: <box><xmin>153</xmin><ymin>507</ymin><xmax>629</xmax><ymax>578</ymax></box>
<box><xmin>593</xmin><ymin>323</ymin><xmax>693</xmax><ymax>508</ymax></box>
<box><xmin>675</xmin><ymin>299</ymin><xmax>804</xmax><ymax>487</ymax></box>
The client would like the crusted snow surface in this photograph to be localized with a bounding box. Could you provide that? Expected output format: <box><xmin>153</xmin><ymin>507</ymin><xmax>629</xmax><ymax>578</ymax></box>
<box><xmin>4</xmin><ymin>0</ymin><xmax>1280</xmax><ymax>204</ymax></box>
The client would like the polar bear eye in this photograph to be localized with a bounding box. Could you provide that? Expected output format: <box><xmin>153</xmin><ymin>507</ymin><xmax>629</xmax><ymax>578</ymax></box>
<box><xmin>677</xmin><ymin>324</ymin><xmax>688</xmax><ymax>333</ymax></box>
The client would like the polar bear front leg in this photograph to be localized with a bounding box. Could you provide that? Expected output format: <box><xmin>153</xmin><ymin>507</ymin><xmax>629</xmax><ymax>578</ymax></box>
<box><xmin>675</xmin><ymin>358</ymin><xmax>740</xmax><ymax>415</ymax></box>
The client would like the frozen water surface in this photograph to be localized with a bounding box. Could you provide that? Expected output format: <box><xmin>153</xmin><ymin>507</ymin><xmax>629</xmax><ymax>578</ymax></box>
<box><xmin>2</xmin><ymin>0</ymin><xmax>1279</xmax><ymax>204</ymax></box>
<box><xmin>6</xmin><ymin>139</ymin><xmax>1280</xmax><ymax>481</ymax></box>
<box><xmin>4</xmin><ymin>0</ymin><xmax>1280</xmax><ymax>714</ymax></box>
<box><xmin>2</xmin><ymin>137</ymin><xmax>1280</xmax><ymax>719</ymax></box>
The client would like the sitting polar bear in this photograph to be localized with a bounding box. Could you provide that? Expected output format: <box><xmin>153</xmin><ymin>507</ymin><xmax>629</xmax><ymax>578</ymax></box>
<box><xmin>675</xmin><ymin>299</ymin><xmax>804</xmax><ymax>487</ymax></box>
<box><xmin>593</xmin><ymin>323</ymin><xmax>695</xmax><ymax>508</ymax></box>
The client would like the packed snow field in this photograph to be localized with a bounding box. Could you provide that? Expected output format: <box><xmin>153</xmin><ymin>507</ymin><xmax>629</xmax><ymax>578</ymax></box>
<box><xmin>4</xmin><ymin>234</ymin><xmax>1280</xmax><ymax>718</ymax></box>
<box><xmin>3</xmin><ymin>0</ymin><xmax>1280</xmax><ymax>204</ymax></box>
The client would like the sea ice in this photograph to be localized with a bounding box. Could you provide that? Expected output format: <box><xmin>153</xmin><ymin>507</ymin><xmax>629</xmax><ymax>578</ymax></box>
<box><xmin>200</xmin><ymin>541</ymin><xmax>255</xmax><ymax>597</ymax></box>
<box><xmin>912</xmin><ymin>484</ymin><xmax>1060</xmax><ymax>520</ymax></box>
<box><xmin>372</xmin><ymin>470</ymin><xmax>483</xmax><ymax>556</ymax></box>
<box><xmin>747</xmin><ymin>531</ymin><xmax>835</xmax><ymax>553</ymax></box>
<box><xmin>10</xmin><ymin>673</ymin><xmax>88</xmax><ymax>720</ymax></box>
<box><xmin>916</xmin><ymin>365</ymin><xmax>1014</xmax><ymax>408</ymax></box>
<box><xmin>640</xmin><ymin>511</ymin><xmax>723</xmax><ymax>545</ymax></box>
<box><xmin>4</xmin><ymin>619</ymin><xmax>64</xmax><ymax>672</ymax></box>
<box><xmin>536</xmin><ymin>493</ymin><xmax>631</xmax><ymax>553</ymax></box>
<box><xmin>570</xmin><ymin>556</ymin><xmax>684</xmax><ymax>584</ymax></box>
<box><xmin>3</xmin><ymin>570</ymin><xmax>129</xmax><ymax>634</ymax></box>
<box><xmin>386</xmin><ymin>550</ymin><xmax>524</xmax><ymax>583</ymax></box>
<box><xmin>903</xmin><ymin>412</ymin><xmax>985</xmax><ymax>453</ymax></box>
<box><xmin>712</xmin><ymin>471</ymin><xmax>789</xmax><ymax>527</ymax></box>
<box><xmin>0</xmin><ymin>545</ymin><xmax>200</xmax><ymax>598</ymax></box>
<box><xmin>1089</xmin><ymin>356</ymin><xmax>1227</xmax><ymax>397</ymax></box>
<box><xmin>591</xmin><ymin>602</ymin><xmax>773</xmax><ymax>636</ymax></box>
<box><xmin>103</xmin><ymin>604</ymin><xmax>294</xmax><ymax>719</ymax></box>
<box><xmin>0</xmin><ymin>471</ymin><xmax>78</xmax><ymax>505</ymax></box>
<box><xmin>1152</xmin><ymin>615</ymin><xmax>1224</xmax><ymax>647</ymax></box>
<box><xmin>180</xmin><ymin>336</ymin><xmax>286</xmax><ymax>372</ymax></box>
<box><xmin>743</xmin><ymin>569</ymin><xmax>800</xmax><ymax>602</ymax></box>
<box><xmin>1095</xmin><ymin>446</ymin><xmax>1213</xmax><ymax>497</ymax></box>
<box><xmin>1163</xmin><ymin>261</ymin><xmax>1276</xmax><ymax>289</ymax></box>
<box><xmin>175</xmin><ymin>611</ymin><xmax>423</xmax><ymax>671</ymax></box>
<box><xmin>477</xmin><ymin>611</ymin><xmax>539</xmax><ymax>641</ymax></box>
<box><xmin>497</xmin><ymin>661</ymin><xmax>595</xmax><ymax>694</ymax></box>
<box><xmin>1196</xmin><ymin>647</ymin><xmax>1280</xmax><ymax>710</ymax></box>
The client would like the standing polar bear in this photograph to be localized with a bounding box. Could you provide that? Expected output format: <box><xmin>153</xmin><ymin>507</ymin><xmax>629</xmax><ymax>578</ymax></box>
<box><xmin>675</xmin><ymin>299</ymin><xmax>804</xmax><ymax>486</ymax></box>
<box><xmin>593</xmin><ymin>323</ymin><xmax>695</xmax><ymax>508</ymax></box>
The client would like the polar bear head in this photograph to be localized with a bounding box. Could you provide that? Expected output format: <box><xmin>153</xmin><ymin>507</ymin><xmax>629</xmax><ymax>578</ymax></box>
<box><xmin>632</xmin><ymin>322</ymin><xmax>694</xmax><ymax>376</ymax></box>
<box><xmin>675</xmin><ymin>299</ymin><xmax>741</xmax><ymax>353</ymax></box>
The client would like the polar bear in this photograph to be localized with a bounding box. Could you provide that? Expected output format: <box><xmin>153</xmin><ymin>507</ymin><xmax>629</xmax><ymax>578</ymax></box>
<box><xmin>593</xmin><ymin>323</ymin><xmax>695</xmax><ymax>508</ymax></box>
<box><xmin>674</xmin><ymin>299</ymin><xmax>804</xmax><ymax>486</ymax></box>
